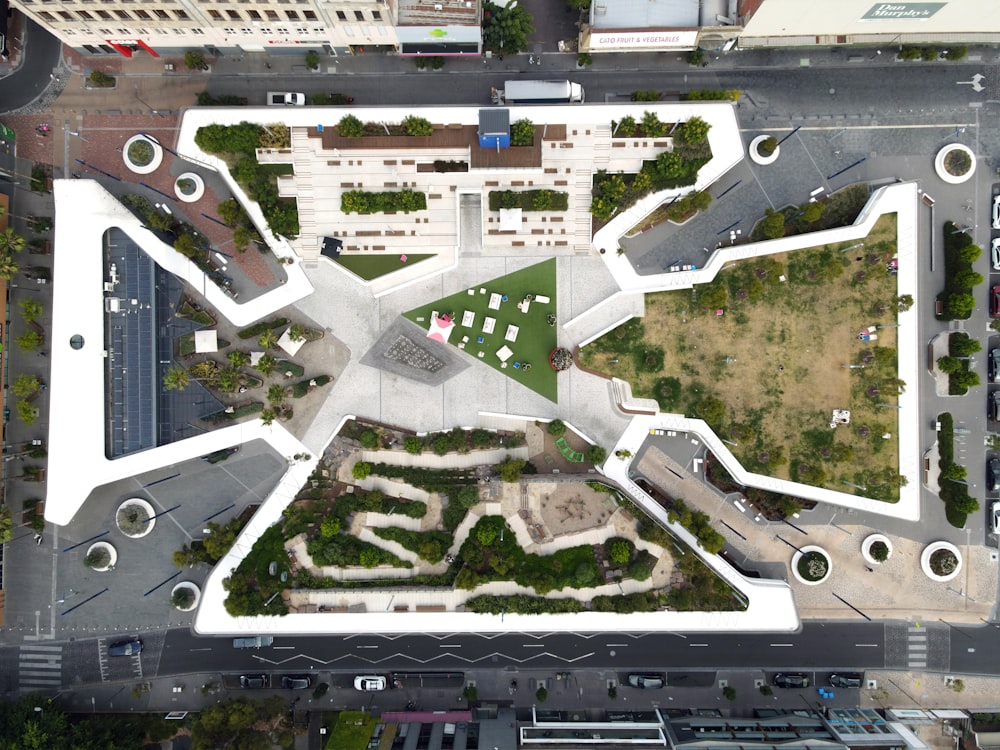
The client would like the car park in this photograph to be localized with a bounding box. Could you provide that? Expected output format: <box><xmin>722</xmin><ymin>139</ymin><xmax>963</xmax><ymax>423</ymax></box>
<box><xmin>240</xmin><ymin>674</ymin><xmax>268</xmax><ymax>689</ymax></box>
<box><xmin>773</xmin><ymin>673</ymin><xmax>809</xmax><ymax>688</ymax></box>
<box><xmin>993</xmin><ymin>195</ymin><xmax>1000</xmax><ymax>229</ymax></box>
<box><xmin>991</xmin><ymin>350</ymin><xmax>1000</xmax><ymax>383</ymax></box>
<box><xmin>108</xmin><ymin>639</ymin><xmax>142</xmax><ymax>657</ymax></box>
<box><xmin>281</xmin><ymin>675</ymin><xmax>312</xmax><ymax>690</ymax></box>
<box><xmin>992</xmin><ymin>501</ymin><xmax>1000</xmax><ymax>534</ymax></box>
<box><xmin>990</xmin><ymin>459</ymin><xmax>1000</xmax><ymax>493</ymax></box>
<box><xmin>828</xmin><ymin>673</ymin><xmax>863</xmax><ymax>688</ymax></box>
<box><xmin>992</xmin><ymin>286</ymin><xmax>1000</xmax><ymax>317</ymax></box>
<box><xmin>993</xmin><ymin>238</ymin><xmax>1000</xmax><ymax>270</ymax></box>
<box><xmin>354</xmin><ymin>675</ymin><xmax>387</xmax><ymax>691</ymax></box>
<box><xmin>627</xmin><ymin>673</ymin><xmax>664</xmax><ymax>689</ymax></box>
<box><xmin>992</xmin><ymin>391</ymin><xmax>1000</xmax><ymax>422</ymax></box>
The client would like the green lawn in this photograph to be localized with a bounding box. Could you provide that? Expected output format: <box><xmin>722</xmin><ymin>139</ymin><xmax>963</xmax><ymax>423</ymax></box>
<box><xmin>335</xmin><ymin>253</ymin><xmax>435</xmax><ymax>281</ymax></box>
<box><xmin>404</xmin><ymin>259</ymin><xmax>558</xmax><ymax>401</ymax></box>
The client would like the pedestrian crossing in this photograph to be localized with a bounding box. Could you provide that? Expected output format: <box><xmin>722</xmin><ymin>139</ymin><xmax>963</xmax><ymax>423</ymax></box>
<box><xmin>907</xmin><ymin>623</ymin><xmax>928</xmax><ymax>669</ymax></box>
<box><xmin>18</xmin><ymin>644</ymin><xmax>63</xmax><ymax>691</ymax></box>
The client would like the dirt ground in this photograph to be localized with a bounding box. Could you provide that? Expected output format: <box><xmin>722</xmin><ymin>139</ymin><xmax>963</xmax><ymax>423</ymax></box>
<box><xmin>536</xmin><ymin>482</ymin><xmax>617</xmax><ymax>536</ymax></box>
<box><xmin>584</xmin><ymin>214</ymin><xmax>901</xmax><ymax>496</ymax></box>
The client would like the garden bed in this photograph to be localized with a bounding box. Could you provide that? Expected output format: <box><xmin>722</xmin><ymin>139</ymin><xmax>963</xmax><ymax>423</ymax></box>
<box><xmin>334</xmin><ymin>253</ymin><xmax>434</xmax><ymax>281</ymax></box>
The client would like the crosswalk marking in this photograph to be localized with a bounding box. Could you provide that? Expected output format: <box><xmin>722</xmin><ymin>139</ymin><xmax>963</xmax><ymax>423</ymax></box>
<box><xmin>19</xmin><ymin>644</ymin><xmax>63</xmax><ymax>690</ymax></box>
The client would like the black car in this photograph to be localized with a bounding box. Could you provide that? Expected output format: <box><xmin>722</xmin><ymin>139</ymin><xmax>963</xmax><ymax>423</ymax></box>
<box><xmin>773</xmin><ymin>673</ymin><xmax>809</xmax><ymax>688</ymax></box>
<box><xmin>992</xmin><ymin>392</ymin><xmax>1000</xmax><ymax>422</ymax></box>
<box><xmin>240</xmin><ymin>674</ymin><xmax>268</xmax><ymax>689</ymax></box>
<box><xmin>108</xmin><ymin>639</ymin><xmax>142</xmax><ymax>657</ymax></box>
<box><xmin>990</xmin><ymin>458</ymin><xmax>1000</xmax><ymax>493</ymax></box>
<box><xmin>627</xmin><ymin>673</ymin><xmax>664</xmax><ymax>689</ymax></box>
<box><xmin>992</xmin><ymin>286</ymin><xmax>1000</xmax><ymax>317</ymax></box>
<box><xmin>281</xmin><ymin>675</ymin><xmax>311</xmax><ymax>690</ymax></box>
<box><xmin>828</xmin><ymin>673</ymin><xmax>863</xmax><ymax>688</ymax></box>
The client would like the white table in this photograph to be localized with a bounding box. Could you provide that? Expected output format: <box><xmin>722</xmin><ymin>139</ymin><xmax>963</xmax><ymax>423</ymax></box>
<box><xmin>488</xmin><ymin>293</ymin><xmax>502</xmax><ymax>310</ymax></box>
<box><xmin>496</xmin><ymin>345</ymin><xmax>513</xmax><ymax>362</ymax></box>
<box><xmin>461</xmin><ymin>310</ymin><xmax>475</xmax><ymax>327</ymax></box>
<box><xmin>504</xmin><ymin>325</ymin><xmax>519</xmax><ymax>342</ymax></box>
<box><xmin>482</xmin><ymin>317</ymin><xmax>496</xmax><ymax>334</ymax></box>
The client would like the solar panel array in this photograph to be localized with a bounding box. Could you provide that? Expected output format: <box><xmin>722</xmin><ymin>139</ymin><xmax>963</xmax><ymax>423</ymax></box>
<box><xmin>104</xmin><ymin>228</ymin><xmax>157</xmax><ymax>458</ymax></box>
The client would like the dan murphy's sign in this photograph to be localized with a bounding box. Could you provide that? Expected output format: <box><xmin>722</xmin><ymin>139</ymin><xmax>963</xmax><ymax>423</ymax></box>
<box><xmin>861</xmin><ymin>3</ymin><xmax>946</xmax><ymax>20</ymax></box>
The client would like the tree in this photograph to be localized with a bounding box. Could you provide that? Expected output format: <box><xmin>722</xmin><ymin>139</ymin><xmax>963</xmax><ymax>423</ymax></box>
<box><xmin>947</xmin><ymin>292</ymin><xmax>976</xmax><ymax>318</ymax></box>
<box><xmin>940</xmin><ymin>463</ymin><xmax>966</xmax><ymax>481</ymax></box>
<box><xmin>547</xmin><ymin>419</ymin><xmax>567</xmax><ymax>437</ymax></box>
<box><xmin>510</xmin><ymin>118</ymin><xmax>535</xmax><ymax>146</ymax></box>
<box><xmin>260</xmin><ymin>409</ymin><xmax>276</xmax><ymax>426</ymax></box>
<box><xmin>259</xmin><ymin>329</ymin><xmax>278</xmax><ymax>350</ymax></box>
<box><xmin>455</xmin><ymin>485</ymin><xmax>480</xmax><ymax>508</ymax></box>
<box><xmin>696</xmin><ymin>396</ymin><xmax>725</xmax><ymax>428</ymax></box>
<box><xmin>482</xmin><ymin>1</ymin><xmax>535</xmax><ymax>56</ymax></box>
<box><xmin>19</xmin><ymin>298</ymin><xmax>43</xmax><ymax>322</ymax></box>
<box><xmin>228</xmin><ymin>350</ymin><xmax>250</xmax><ymax>368</ymax></box>
<box><xmin>936</xmin><ymin>356</ymin><xmax>963</xmax><ymax>374</ymax></box>
<box><xmin>722</xmin><ymin>685</ymin><xmax>737</xmax><ymax>701</ymax></box>
<box><xmin>951</xmin><ymin>333</ymin><xmax>981</xmax><ymax>356</ymax></box>
<box><xmin>801</xmin><ymin>201</ymin><xmax>824</xmax><ymax>223</ymax></box>
<box><xmin>0</xmin><ymin>253</ymin><xmax>20</xmax><ymax>280</ymax></box>
<box><xmin>497</xmin><ymin>456</ymin><xmax>526</xmax><ymax>482</ymax></box>
<box><xmin>760</xmin><ymin>208</ymin><xmax>786</xmax><ymax>239</ymax></box>
<box><xmin>163</xmin><ymin>365</ymin><xmax>190</xmax><ymax>391</ymax></box>
<box><xmin>288</xmin><ymin>323</ymin><xmax>305</xmax><ymax>342</ymax></box>
<box><xmin>404</xmin><ymin>436</ymin><xmax>423</xmax><ymax>454</ymax></box>
<box><xmin>698</xmin><ymin>282</ymin><xmax>729</xmax><ymax>310</ymax></box>
<box><xmin>184</xmin><ymin>50</ymin><xmax>207</xmax><ymax>70</ymax></box>
<box><xmin>305</xmin><ymin>50</ymin><xmax>320</xmax><ymax>70</ymax></box>
<box><xmin>256</xmin><ymin>353</ymin><xmax>277</xmax><ymax>376</ymax></box>
<box><xmin>896</xmin><ymin>294</ymin><xmax>914</xmax><ymax>312</ymax></box>
<box><xmin>674</xmin><ymin>116</ymin><xmax>711</xmax><ymax>145</ymax></box>
<box><xmin>957</xmin><ymin>244</ymin><xmax>981</xmax><ymax>264</ymax></box>
<box><xmin>12</xmin><ymin>373</ymin><xmax>40</xmax><ymax>398</ymax></box>
<box><xmin>586</xmin><ymin>445</ymin><xmax>607</xmax><ymax>465</ymax></box>
<box><xmin>402</xmin><ymin>115</ymin><xmax>433</xmax><ymax>137</ymax></box>
<box><xmin>359</xmin><ymin>430</ymin><xmax>379</xmax><ymax>449</ymax></box>
<box><xmin>607</xmin><ymin>538</ymin><xmax>633</xmax><ymax>564</ymax></box>
<box><xmin>16</xmin><ymin>399</ymin><xmax>37</xmax><ymax>425</ymax></box>
<box><xmin>352</xmin><ymin>461</ymin><xmax>372</xmax><ymax>480</ymax></box>
<box><xmin>952</xmin><ymin>369</ymin><xmax>981</xmax><ymax>390</ymax></box>
<box><xmin>954</xmin><ymin>269</ymin><xmax>985</xmax><ymax>289</ymax></box>
<box><xmin>0</xmin><ymin>227</ymin><xmax>26</xmax><ymax>255</ymax></box>
<box><xmin>640</xmin><ymin>110</ymin><xmax>667</xmax><ymax>137</ymax></box>
<box><xmin>337</xmin><ymin>114</ymin><xmax>365</xmax><ymax>138</ymax></box>
<box><xmin>267</xmin><ymin>383</ymin><xmax>285</xmax><ymax>406</ymax></box>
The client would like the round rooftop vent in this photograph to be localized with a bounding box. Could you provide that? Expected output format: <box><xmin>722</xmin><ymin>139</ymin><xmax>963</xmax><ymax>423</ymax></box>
<box><xmin>69</xmin><ymin>334</ymin><xmax>84</xmax><ymax>350</ymax></box>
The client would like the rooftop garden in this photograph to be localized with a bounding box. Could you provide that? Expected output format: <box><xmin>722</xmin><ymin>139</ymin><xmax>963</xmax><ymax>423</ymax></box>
<box><xmin>333</xmin><ymin>252</ymin><xmax>435</xmax><ymax>281</ymax></box>
<box><xmin>582</xmin><ymin>214</ymin><xmax>906</xmax><ymax>501</ymax></box>
<box><xmin>404</xmin><ymin>259</ymin><xmax>559</xmax><ymax>402</ymax></box>
<box><xmin>194</xmin><ymin>121</ymin><xmax>299</xmax><ymax>238</ymax></box>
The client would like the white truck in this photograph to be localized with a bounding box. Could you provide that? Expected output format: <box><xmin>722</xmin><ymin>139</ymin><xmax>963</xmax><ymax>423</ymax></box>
<box><xmin>492</xmin><ymin>80</ymin><xmax>584</xmax><ymax>105</ymax></box>
<box><xmin>267</xmin><ymin>92</ymin><xmax>306</xmax><ymax>106</ymax></box>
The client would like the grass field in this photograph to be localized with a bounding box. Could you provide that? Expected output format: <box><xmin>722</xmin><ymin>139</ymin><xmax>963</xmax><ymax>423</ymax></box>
<box><xmin>581</xmin><ymin>214</ymin><xmax>904</xmax><ymax>501</ymax></box>
<box><xmin>334</xmin><ymin>253</ymin><xmax>435</xmax><ymax>281</ymax></box>
<box><xmin>404</xmin><ymin>259</ymin><xmax>558</xmax><ymax>402</ymax></box>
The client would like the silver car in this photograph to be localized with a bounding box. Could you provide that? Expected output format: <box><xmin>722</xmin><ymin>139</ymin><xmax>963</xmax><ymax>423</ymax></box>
<box><xmin>993</xmin><ymin>238</ymin><xmax>1000</xmax><ymax>270</ymax></box>
<box><xmin>991</xmin><ymin>350</ymin><xmax>1000</xmax><ymax>383</ymax></box>
<box><xmin>994</xmin><ymin>195</ymin><xmax>1000</xmax><ymax>230</ymax></box>
<box><xmin>992</xmin><ymin>501</ymin><xmax>1000</xmax><ymax>534</ymax></box>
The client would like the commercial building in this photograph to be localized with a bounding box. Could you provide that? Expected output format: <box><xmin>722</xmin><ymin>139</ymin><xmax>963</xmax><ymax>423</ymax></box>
<box><xmin>10</xmin><ymin>0</ymin><xmax>481</xmax><ymax>58</ymax></box>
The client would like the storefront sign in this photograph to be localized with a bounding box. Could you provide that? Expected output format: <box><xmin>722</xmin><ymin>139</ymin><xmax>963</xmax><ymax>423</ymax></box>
<box><xmin>588</xmin><ymin>30</ymin><xmax>698</xmax><ymax>50</ymax></box>
<box><xmin>861</xmin><ymin>3</ymin><xmax>945</xmax><ymax>20</ymax></box>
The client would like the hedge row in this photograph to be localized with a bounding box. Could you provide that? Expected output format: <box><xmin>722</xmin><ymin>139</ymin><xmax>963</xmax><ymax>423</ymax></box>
<box><xmin>487</xmin><ymin>189</ymin><xmax>569</xmax><ymax>212</ymax></box>
<box><xmin>341</xmin><ymin>190</ymin><xmax>426</xmax><ymax>214</ymax></box>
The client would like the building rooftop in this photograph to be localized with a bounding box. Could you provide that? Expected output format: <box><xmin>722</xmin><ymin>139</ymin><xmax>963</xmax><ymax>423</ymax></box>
<box><xmin>590</xmin><ymin>0</ymin><xmax>701</xmax><ymax>29</ymax></box>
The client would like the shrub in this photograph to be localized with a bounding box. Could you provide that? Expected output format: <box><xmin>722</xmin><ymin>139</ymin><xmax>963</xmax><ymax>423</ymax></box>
<box><xmin>632</xmin><ymin>90</ymin><xmax>662</xmax><ymax>102</ymax></box>
<box><xmin>930</xmin><ymin>549</ymin><xmax>958</xmax><ymax>576</ymax></box>
<box><xmin>685</xmin><ymin>49</ymin><xmax>704</xmax><ymax>66</ymax></box>
<box><xmin>402</xmin><ymin>115</ymin><xmax>433</xmax><ymax>137</ymax></box>
<box><xmin>797</xmin><ymin>550</ymin><xmax>829</xmax><ymax>581</ymax></box>
<box><xmin>586</xmin><ymin>445</ymin><xmax>607</xmax><ymax>465</ymax></box>
<box><xmin>359</xmin><ymin>430</ymin><xmax>379</xmax><ymax>449</ymax></box>
<box><xmin>430</xmin><ymin>56</ymin><xmax>445</xmax><ymax>70</ymax></box>
<box><xmin>606</xmin><ymin>537</ymin><xmax>633</xmax><ymax>564</ymax></box>
<box><xmin>510</xmin><ymin>118</ymin><xmax>535</xmax><ymax>146</ymax></box>
<box><xmin>455</xmin><ymin>485</ymin><xmax>480</xmax><ymax>508</ymax></box>
<box><xmin>758</xmin><ymin>136</ymin><xmax>778</xmax><ymax>156</ymax></box>
<box><xmin>615</xmin><ymin>116</ymin><xmax>637</xmax><ymax>137</ymax></box>
<box><xmin>497</xmin><ymin>457</ymin><xmax>526</xmax><ymax>482</ymax></box>
<box><xmin>184</xmin><ymin>51</ymin><xmax>207</xmax><ymax>70</ymax></box>
<box><xmin>171</xmin><ymin>587</ymin><xmax>196</xmax><ymax>609</ymax></box>
<box><xmin>640</xmin><ymin>110</ymin><xmax>666</xmax><ymax>138</ymax></box>
<box><xmin>88</xmin><ymin>70</ymin><xmax>116</xmax><ymax>87</ymax></box>
<box><xmin>352</xmin><ymin>461</ymin><xmax>372</xmax><ymax>480</ymax></box>
<box><xmin>547</xmin><ymin>419</ymin><xmax>567</xmax><ymax>437</ymax></box>
<box><xmin>305</xmin><ymin>50</ymin><xmax>320</xmax><ymax>70</ymax></box>
<box><xmin>194</xmin><ymin>122</ymin><xmax>262</xmax><ymax>156</ymax></box>
<box><xmin>760</xmin><ymin>208</ymin><xmax>787</xmax><ymax>239</ymax></box>
<box><xmin>337</xmin><ymin>114</ymin><xmax>365</xmax><ymax>138</ymax></box>
<box><xmin>341</xmin><ymin>190</ymin><xmax>427</xmax><ymax>214</ymax></box>
<box><xmin>577</xmin><ymin>53</ymin><xmax>592</xmax><ymax>66</ymax></box>
<box><xmin>404</xmin><ymin>436</ymin><xmax>423</xmax><ymax>454</ymax></box>
<box><xmin>536</xmin><ymin>686</ymin><xmax>548</xmax><ymax>702</ymax></box>
<box><xmin>85</xmin><ymin>547</ymin><xmax>111</xmax><ymax>569</ymax></box>
<box><xmin>869</xmin><ymin>541</ymin><xmax>889</xmax><ymax>562</ymax></box>
<box><xmin>674</xmin><ymin>116</ymin><xmax>711</xmax><ymax>145</ymax></box>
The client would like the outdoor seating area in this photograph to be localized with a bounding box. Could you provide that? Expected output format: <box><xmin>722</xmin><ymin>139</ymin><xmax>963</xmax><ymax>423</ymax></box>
<box><xmin>404</xmin><ymin>259</ymin><xmax>559</xmax><ymax>402</ymax></box>
<box><xmin>555</xmin><ymin>436</ymin><xmax>585</xmax><ymax>463</ymax></box>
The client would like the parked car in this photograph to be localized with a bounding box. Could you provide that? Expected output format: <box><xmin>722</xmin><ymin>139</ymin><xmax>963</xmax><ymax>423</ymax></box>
<box><xmin>281</xmin><ymin>675</ymin><xmax>311</xmax><ymax>690</ymax></box>
<box><xmin>991</xmin><ymin>350</ymin><xmax>1000</xmax><ymax>383</ymax></box>
<box><xmin>773</xmin><ymin>673</ymin><xmax>809</xmax><ymax>688</ymax></box>
<box><xmin>240</xmin><ymin>674</ymin><xmax>268</xmax><ymax>689</ymax></box>
<box><xmin>354</xmin><ymin>675</ymin><xmax>387</xmax><ymax>691</ymax></box>
<box><xmin>993</xmin><ymin>238</ymin><xmax>1000</xmax><ymax>270</ymax></box>
<box><xmin>993</xmin><ymin>286</ymin><xmax>1000</xmax><ymax>317</ymax></box>
<box><xmin>627</xmin><ymin>673</ymin><xmax>664</xmax><ymax>689</ymax></box>
<box><xmin>990</xmin><ymin>458</ymin><xmax>1000</xmax><ymax>493</ymax></box>
<box><xmin>108</xmin><ymin>639</ymin><xmax>142</xmax><ymax>657</ymax></box>
<box><xmin>993</xmin><ymin>195</ymin><xmax>1000</xmax><ymax>229</ymax></box>
<box><xmin>992</xmin><ymin>501</ymin><xmax>1000</xmax><ymax>534</ymax></box>
<box><xmin>828</xmin><ymin>673</ymin><xmax>863</xmax><ymax>688</ymax></box>
<box><xmin>992</xmin><ymin>391</ymin><xmax>1000</xmax><ymax>422</ymax></box>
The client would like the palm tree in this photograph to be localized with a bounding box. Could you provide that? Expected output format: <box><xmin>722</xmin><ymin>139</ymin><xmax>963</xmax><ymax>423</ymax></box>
<box><xmin>288</xmin><ymin>323</ymin><xmax>305</xmax><ymax>342</ymax></box>
<box><xmin>228</xmin><ymin>350</ymin><xmax>250</xmax><ymax>368</ymax></box>
<box><xmin>260</xmin><ymin>409</ymin><xmax>276</xmax><ymax>427</ymax></box>
<box><xmin>256</xmin><ymin>353</ymin><xmax>278</xmax><ymax>377</ymax></box>
<box><xmin>0</xmin><ymin>228</ymin><xmax>26</xmax><ymax>256</ymax></box>
<box><xmin>0</xmin><ymin>253</ymin><xmax>19</xmax><ymax>280</ymax></box>
<box><xmin>19</xmin><ymin>298</ymin><xmax>43</xmax><ymax>322</ymax></box>
<box><xmin>259</xmin><ymin>330</ymin><xmax>278</xmax><ymax>350</ymax></box>
<box><xmin>163</xmin><ymin>365</ymin><xmax>190</xmax><ymax>391</ymax></box>
<box><xmin>267</xmin><ymin>383</ymin><xmax>285</xmax><ymax>406</ymax></box>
